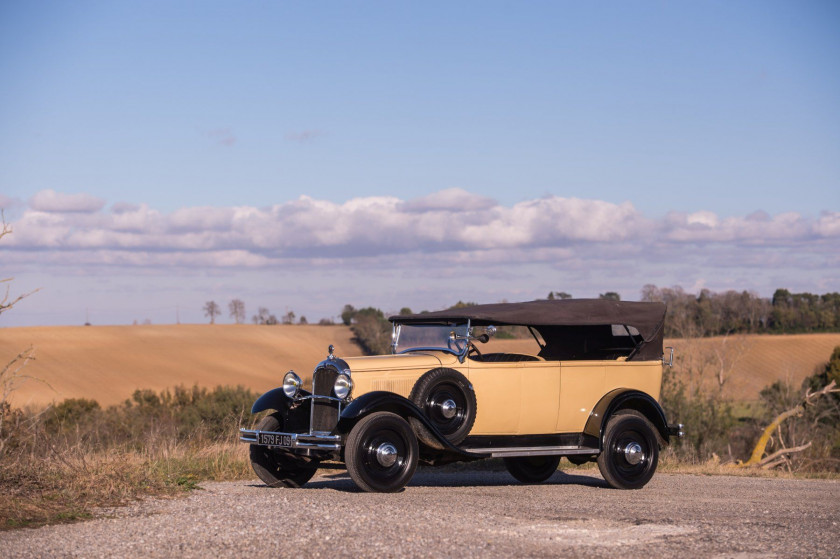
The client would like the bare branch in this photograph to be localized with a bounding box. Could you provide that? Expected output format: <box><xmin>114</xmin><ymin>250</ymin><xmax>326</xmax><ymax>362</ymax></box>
<box><xmin>759</xmin><ymin>442</ymin><xmax>813</xmax><ymax>469</ymax></box>
<box><xmin>0</xmin><ymin>209</ymin><xmax>11</xmax><ymax>241</ymax></box>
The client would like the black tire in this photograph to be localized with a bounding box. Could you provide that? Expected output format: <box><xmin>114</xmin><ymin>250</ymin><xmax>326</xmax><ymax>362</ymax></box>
<box><xmin>345</xmin><ymin>412</ymin><xmax>419</xmax><ymax>493</ymax></box>
<box><xmin>409</xmin><ymin>368</ymin><xmax>477</xmax><ymax>448</ymax></box>
<box><xmin>249</xmin><ymin>414</ymin><xmax>319</xmax><ymax>488</ymax></box>
<box><xmin>504</xmin><ymin>455</ymin><xmax>562</xmax><ymax>484</ymax></box>
<box><xmin>566</xmin><ymin>455</ymin><xmax>595</xmax><ymax>466</ymax></box>
<box><xmin>597</xmin><ymin>411</ymin><xmax>659</xmax><ymax>490</ymax></box>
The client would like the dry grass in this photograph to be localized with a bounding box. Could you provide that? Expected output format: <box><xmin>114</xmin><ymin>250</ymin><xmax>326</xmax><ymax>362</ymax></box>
<box><xmin>1</xmin><ymin>439</ymin><xmax>252</xmax><ymax>529</ymax></box>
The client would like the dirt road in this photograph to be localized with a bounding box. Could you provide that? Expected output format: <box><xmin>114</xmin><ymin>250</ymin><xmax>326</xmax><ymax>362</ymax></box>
<box><xmin>2</xmin><ymin>470</ymin><xmax>838</xmax><ymax>557</ymax></box>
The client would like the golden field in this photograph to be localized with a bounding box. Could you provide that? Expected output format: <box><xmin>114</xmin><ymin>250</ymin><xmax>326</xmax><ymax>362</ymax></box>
<box><xmin>2</xmin><ymin>325</ymin><xmax>839</xmax><ymax>407</ymax></box>
<box><xmin>0</xmin><ymin>324</ymin><xmax>363</xmax><ymax>407</ymax></box>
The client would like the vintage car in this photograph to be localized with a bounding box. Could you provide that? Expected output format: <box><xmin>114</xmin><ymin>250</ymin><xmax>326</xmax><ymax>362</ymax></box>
<box><xmin>240</xmin><ymin>299</ymin><xmax>682</xmax><ymax>492</ymax></box>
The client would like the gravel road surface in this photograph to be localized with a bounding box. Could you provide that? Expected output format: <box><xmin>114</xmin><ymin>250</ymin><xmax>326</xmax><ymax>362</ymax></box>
<box><xmin>2</xmin><ymin>469</ymin><xmax>838</xmax><ymax>558</ymax></box>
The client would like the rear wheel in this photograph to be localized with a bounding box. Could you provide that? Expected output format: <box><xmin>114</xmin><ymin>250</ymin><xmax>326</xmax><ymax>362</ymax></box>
<box><xmin>504</xmin><ymin>455</ymin><xmax>561</xmax><ymax>484</ymax></box>
<box><xmin>597</xmin><ymin>411</ymin><xmax>659</xmax><ymax>489</ymax></box>
<box><xmin>250</xmin><ymin>413</ymin><xmax>319</xmax><ymax>488</ymax></box>
<box><xmin>345</xmin><ymin>412</ymin><xmax>419</xmax><ymax>493</ymax></box>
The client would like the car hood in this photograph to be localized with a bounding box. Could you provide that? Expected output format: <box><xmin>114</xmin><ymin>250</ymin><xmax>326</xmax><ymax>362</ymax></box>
<box><xmin>343</xmin><ymin>351</ymin><xmax>457</xmax><ymax>374</ymax></box>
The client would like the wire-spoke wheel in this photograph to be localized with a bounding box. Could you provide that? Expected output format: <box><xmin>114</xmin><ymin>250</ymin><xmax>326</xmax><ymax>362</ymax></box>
<box><xmin>597</xmin><ymin>411</ymin><xmax>659</xmax><ymax>489</ymax></box>
<box><xmin>346</xmin><ymin>412</ymin><xmax>419</xmax><ymax>493</ymax></box>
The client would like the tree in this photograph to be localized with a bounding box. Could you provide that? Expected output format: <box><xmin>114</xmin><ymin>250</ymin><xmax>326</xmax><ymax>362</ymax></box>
<box><xmin>599</xmin><ymin>292</ymin><xmax>621</xmax><ymax>301</ymax></box>
<box><xmin>203</xmin><ymin>301</ymin><xmax>221</xmax><ymax>324</ymax></box>
<box><xmin>228</xmin><ymin>299</ymin><xmax>246</xmax><ymax>324</ymax></box>
<box><xmin>253</xmin><ymin>307</ymin><xmax>278</xmax><ymax>325</ymax></box>
<box><xmin>298</xmin><ymin>315</ymin><xmax>308</xmax><ymax>325</ymax></box>
<box><xmin>349</xmin><ymin>307</ymin><xmax>391</xmax><ymax>355</ymax></box>
<box><xmin>282</xmin><ymin>310</ymin><xmax>296</xmax><ymax>325</ymax></box>
<box><xmin>341</xmin><ymin>304</ymin><xmax>356</xmax><ymax>326</ymax></box>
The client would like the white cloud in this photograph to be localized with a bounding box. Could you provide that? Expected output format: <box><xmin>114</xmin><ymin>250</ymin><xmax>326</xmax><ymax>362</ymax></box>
<box><xmin>3</xmin><ymin>189</ymin><xmax>838</xmax><ymax>291</ymax></box>
<box><xmin>29</xmin><ymin>190</ymin><xmax>106</xmax><ymax>213</ymax></box>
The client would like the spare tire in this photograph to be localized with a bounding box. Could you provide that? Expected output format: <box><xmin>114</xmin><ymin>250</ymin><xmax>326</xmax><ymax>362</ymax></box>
<box><xmin>409</xmin><ymin>368</ymin><xmax>477</xmax><ymax>448</ymax></box>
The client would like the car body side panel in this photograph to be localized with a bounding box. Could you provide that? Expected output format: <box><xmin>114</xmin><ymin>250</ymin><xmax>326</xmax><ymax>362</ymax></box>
<box><xmin>466</xmin><ymin>360</ymin><xmax>522</xmax><ymax>434</ymax></box>
<box><xmin>557</xmin><ymin>362</ymin><xmax>606</xmax><ymax>432</ymax></box>
<box><xmin>516</xmin><ymin>361</ymin><xmax>561</xmax><ymax>434</ymax></box>
<box><xmin>604</xmin><ymin>360</ymin><xmax>663</xmax><ymax>401</ymax></box>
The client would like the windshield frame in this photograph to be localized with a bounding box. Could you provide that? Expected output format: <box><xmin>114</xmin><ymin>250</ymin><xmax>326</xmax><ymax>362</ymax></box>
<box><xmin>391</xmin><ymin>320</ymin><xmax>472</xmax><ymax>361</ymax></box>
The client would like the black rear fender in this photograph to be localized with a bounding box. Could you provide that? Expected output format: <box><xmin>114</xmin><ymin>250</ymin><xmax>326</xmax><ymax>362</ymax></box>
<box><xmin>584</xmin><ymin>389</ymin><xmax>672</xmax><ymax>448</ymax></box>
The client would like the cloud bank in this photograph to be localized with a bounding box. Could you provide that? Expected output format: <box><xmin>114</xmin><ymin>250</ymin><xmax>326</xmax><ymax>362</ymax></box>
<box><xmin>3</xmin><ymin>188</ymin><xmax>837</xmax><ymax>326</ymax></box>
<box><xmin>5</xmin><ymin>189</ymin><xmax>837</xmax><ymax>267</ymax></box>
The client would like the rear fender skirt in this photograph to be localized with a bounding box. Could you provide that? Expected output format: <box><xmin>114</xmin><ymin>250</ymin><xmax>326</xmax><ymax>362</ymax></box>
<box><xmin>251</xmin><ymin>387</ymin><xmax>312</xmax><ymax>414</ymax></box>
<box><xmin>336</xmin><ymin>391</ymin><xmax>476</xmax><ymax>458</ymax></box>
<box><xmin>584</xmin><ymin>389</ymin><xmax>671</xmax><ymax>448</ymax></box>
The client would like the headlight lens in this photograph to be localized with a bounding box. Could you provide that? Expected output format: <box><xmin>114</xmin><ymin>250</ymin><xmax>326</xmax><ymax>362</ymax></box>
<box><xmin>333</xmin><ymin>373</ymin><xmax>353</xmax><ymax>399</ymax></box>
<box><xmin>283</xmin><ymin>371</ymin><xmax>302</xmax><ymax>398</ymax></box>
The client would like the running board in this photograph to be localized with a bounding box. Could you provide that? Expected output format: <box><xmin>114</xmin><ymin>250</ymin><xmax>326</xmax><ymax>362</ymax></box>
<box><xmin>460</xmin><ymin>445</ymin><xmax>600</xmax><ymax>458</ymax></box>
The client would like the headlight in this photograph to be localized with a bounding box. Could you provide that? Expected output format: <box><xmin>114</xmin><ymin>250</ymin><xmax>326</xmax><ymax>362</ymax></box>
<box><xmin>283</xmin><ymin>371</ymin><xmax>302</xmax><ymax>398</ymax></box>
<box><xmin>333</xmin><ymin>373</ymin><xmax>353</xmax><ymax>399</ymax></box>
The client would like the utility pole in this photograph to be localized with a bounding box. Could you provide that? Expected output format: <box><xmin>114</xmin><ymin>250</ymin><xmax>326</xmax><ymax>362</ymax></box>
<box><xmin>176</xmin><ymin>304</ymin><xmax>181</xmax><ymax>325</ymax></box>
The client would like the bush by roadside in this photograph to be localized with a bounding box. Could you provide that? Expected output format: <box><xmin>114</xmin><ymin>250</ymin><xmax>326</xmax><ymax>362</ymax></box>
<box><xmin>0</xmin><ymin>385</ymin><xmax>259</xmax><ymax>529</ymax></box>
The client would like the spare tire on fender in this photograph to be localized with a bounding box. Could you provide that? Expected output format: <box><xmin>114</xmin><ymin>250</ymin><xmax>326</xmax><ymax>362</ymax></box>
<box><xmin>409</xmin><ymin>368</ymin><xmax>477</xmax><ymax>449</ymax></box>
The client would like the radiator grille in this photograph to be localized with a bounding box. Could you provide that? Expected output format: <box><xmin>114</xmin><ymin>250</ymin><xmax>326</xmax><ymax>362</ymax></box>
<box><xmin>311</xmin><ymin>366</ymin><xmax>340</xmax><ymax>432</ymax></box>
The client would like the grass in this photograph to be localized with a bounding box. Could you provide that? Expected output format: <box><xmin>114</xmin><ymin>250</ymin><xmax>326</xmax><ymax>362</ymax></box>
<box><xmin>0</xmin><ymin>385</ymin><xmax>259</xmax><ymax>530</ymax></box>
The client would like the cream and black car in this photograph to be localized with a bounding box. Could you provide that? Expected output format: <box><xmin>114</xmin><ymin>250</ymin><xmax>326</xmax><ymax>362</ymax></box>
<box><xmin>240</xmin><ymin>299</ymin><xmax>682</xmax><ymax>492</ymax></box>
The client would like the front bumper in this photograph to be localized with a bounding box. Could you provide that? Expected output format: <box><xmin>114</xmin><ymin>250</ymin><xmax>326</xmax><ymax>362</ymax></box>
<box><xmin>667</xmin><ymin>423</ymin><xmax>685</xmax><ymax>438</ymax></box>
<box><xmin>240</xmin><ymin>428</ymin><xmax>342</xmax><ymax>452</ymax></box>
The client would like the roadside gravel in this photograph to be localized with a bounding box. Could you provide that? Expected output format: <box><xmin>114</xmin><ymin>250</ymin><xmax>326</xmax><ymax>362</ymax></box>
<box><xmin>2</xmin><ymin>470</ymin><xmax>838</xmax><ymax>558</ymax></box>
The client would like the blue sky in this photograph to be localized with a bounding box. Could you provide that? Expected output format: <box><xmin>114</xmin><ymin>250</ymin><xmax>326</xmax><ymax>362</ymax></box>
<box><xmin>1</xmin><ymin>1</ymin><xmax>838</xmax><ymax>326</ymax></box>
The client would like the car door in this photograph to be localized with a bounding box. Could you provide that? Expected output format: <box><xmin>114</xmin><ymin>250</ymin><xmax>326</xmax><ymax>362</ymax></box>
<box><xmin>466</xmin><ymin>358</ymin><xmax>521</xmax><ymax>434</ymax></box>
<box><xmin>517</xmin><ymin>360</ymin><xmax>561</xmax><ymax>434</ymax></box>
<box><xmin>557</xmin><ymin>361</ymin><xmax>606</xmax><ymax>433</ymax></box>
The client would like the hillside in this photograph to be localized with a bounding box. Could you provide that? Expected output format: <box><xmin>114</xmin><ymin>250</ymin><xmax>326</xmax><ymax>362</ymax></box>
<box><xmin>2</xmin><ymin>325</ymin><xmax>838</xmax><ymax>407</ymax></box>
<box><xmin>0</xmin><ymin>324</ymin><xmax>363</xmax><ymax>407</ymax></box>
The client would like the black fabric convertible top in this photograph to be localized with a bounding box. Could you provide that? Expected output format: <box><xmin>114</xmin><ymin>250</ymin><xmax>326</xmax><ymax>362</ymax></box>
<box><xmin>391</xmin><ymin>299</ymin><xmax>667</xmax><ymax>362</ymax></box>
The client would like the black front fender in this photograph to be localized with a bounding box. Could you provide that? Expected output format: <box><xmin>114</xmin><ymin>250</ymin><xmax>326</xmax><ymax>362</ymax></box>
<box><xmin>251</xmin><ymin>387</ymin><xmax>312</xmax><ymax>414</ymax></box>
<box><xmin>584</xmin><ymin>389</ymin><xmax>672</xmax><ymax>447</ymax></box>
<box><xmin>336</xmin><ymin>391</ymin><xmax>474</xmax><ymax>457</ymax></box>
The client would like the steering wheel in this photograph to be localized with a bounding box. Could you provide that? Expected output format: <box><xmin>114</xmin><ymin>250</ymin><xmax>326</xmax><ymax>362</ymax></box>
<box><xmin>468</xmin><ymin>341</ymin><xmax>483</xmax><ymax>359</ymax></box>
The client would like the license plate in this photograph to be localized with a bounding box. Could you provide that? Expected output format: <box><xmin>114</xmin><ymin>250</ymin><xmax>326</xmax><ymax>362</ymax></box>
<box><xmin>257</xmin><ymin>432</ymin><xmax>293</xmax><ymax>447</ymax></box>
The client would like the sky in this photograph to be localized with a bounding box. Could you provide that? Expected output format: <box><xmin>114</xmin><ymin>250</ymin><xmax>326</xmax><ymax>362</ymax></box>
<box><xmin>1</xmin><ymin>1</ymin><xmax>838</xmax><ymax>327</ymax></box>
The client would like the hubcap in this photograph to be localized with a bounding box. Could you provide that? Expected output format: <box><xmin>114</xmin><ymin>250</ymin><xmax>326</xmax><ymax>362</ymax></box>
<box><xmin>439</xmin><ymin>399</ymin><xmax>457</xmax><ymax>419</ymax></box>
<box><xmin>375</xmin><ymin>442</ymin><xmax>398</xmax><ymax>467</ymax></box>
<box><xmin>623</xmin><ymin>442</ymin><xmax>644</xmax><ymax>465</ymax></box>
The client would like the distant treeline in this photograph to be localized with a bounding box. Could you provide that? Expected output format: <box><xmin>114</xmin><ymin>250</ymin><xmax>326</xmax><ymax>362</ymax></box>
<box><xmin>641</xmin><ymin>285</ymin><xmax>840</xmax><ymax>338</ymax></box>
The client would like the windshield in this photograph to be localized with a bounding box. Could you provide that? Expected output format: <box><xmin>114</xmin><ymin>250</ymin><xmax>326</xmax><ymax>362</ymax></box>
<box><xmin>393</xmin><ymin>323</ymin><xmax>469</xmax><ymax>354</ymax></box>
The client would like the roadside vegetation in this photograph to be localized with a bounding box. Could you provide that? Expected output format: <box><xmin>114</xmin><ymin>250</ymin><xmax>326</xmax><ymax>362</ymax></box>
<box><xmin>0</xmin><ymin>385</ymin><xmax>258</xmax><ymax>529</ymax></box>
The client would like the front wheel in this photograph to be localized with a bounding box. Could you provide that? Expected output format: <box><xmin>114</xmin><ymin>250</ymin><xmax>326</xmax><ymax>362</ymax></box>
<box><xmin>250</xmin><ymin>413</ymin><xmax>319</xmax><ymax>488</ymax></box>
<box><xmin>345</xmin><ymin>412</ymin><xmax>419</xmax><ymax>493</ymax></box>
<box><xmin>504</xmin><ymin>455</ymin><xmax>561</xmax><ymax>484</ymax></box>
<box><xmin>597</xmin><ymin>411</ymin><xmax>659</xmax><ymax>489</ymax></box>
